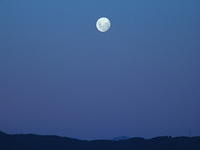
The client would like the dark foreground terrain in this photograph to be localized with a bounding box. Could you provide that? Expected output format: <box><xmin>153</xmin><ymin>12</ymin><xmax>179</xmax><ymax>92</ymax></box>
<box><xmin>0</xmin><ymin>131</ymin><xmax>200</xmax><ymax>150</ymax></box>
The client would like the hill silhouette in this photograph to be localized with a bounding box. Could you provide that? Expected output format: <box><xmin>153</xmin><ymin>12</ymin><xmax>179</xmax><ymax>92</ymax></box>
<box><xmin>113</xmin><ymin>136</ymin><xmax>130</xmax><ymax>141</ymax></box>
<box><xmin>0</xmin><ymin>131</ymin><xmax>200</xmax><ymax>150</ymax></box>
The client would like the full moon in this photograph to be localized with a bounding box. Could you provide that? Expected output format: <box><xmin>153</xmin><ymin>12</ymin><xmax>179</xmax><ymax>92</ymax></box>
<box><xmin>96</xmin><ymin>17</ymin><xmax>111</xmax><ymax>32</ymax></box>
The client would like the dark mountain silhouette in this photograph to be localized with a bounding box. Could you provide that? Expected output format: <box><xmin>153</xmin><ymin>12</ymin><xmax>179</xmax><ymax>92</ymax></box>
<box><xmin>0</xmin><ymin>131</ymin><xmax>200</xmax><ymax>150</ymax></box>
<box><xmin>0</xmin><ymin>131</ymin><xmax>6</xmax><ymax>135</ymax></box>
<box><xmin>113</xmin><ymin>136</ymin><xmax>130</xmax><ymax>141</ymax></box>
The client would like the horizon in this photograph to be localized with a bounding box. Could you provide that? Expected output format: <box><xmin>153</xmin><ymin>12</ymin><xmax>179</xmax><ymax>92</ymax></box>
<box><xmin>1</xmin><ymin>130</ymin><xmax>199</xmax><ymax>141</ymax></box>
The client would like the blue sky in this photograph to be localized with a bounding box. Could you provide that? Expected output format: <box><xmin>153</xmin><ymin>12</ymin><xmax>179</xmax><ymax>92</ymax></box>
<box><xmin>0</xmin><ymin>0</ymin><xmax>200</xmax><ymax>139</ymax></box>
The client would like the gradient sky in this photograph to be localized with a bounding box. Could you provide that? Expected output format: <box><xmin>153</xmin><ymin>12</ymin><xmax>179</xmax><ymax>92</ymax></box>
<box><xmin>0</xmin><ymin>0</ymin><xmax>200</xmax><ymax>139</ymax></box>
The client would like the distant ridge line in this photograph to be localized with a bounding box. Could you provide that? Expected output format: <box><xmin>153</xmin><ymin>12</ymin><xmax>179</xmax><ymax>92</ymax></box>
<box><xmin>0</xmin><ymin>131</ymin><xmax>200</xmax><ymax>150</ymax></box>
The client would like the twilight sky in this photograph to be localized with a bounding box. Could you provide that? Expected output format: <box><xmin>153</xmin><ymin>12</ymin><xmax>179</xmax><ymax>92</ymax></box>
<box><xmin>0</xmin><ymin>0</ymin><xmax>200</xmax><ymax>139</ymax></box>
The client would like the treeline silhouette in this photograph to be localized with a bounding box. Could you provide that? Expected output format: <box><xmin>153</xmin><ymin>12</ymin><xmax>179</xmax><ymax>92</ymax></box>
<box><xmin>0</xmin><ymin>131</ymin><xmax>200</xmax><ymax>150</ymax></box>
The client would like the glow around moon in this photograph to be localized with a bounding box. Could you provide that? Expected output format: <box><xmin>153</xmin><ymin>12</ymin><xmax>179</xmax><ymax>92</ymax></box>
<box><xmin>96</xmin><ymin>17</ymin><xmax>111</xmax><ymax>32</ymax></box>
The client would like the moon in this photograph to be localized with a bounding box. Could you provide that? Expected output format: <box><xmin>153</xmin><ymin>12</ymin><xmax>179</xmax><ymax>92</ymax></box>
<box><xmin>96</xmin><ymin>17</ymin><xmax>111</xmax><ymax>32</ymax></box>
